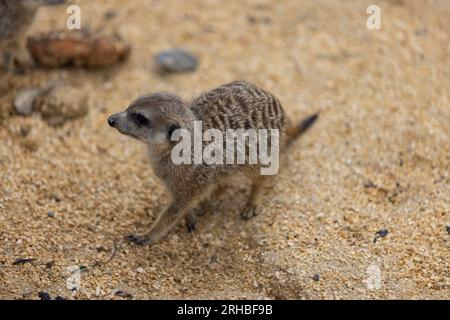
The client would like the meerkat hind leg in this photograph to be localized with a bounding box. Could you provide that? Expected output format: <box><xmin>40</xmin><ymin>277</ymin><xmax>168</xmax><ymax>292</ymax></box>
<box><xmin>241</xmin><ymin>176</ymin><xmax>266</xmax><ymax>220</ymax></box>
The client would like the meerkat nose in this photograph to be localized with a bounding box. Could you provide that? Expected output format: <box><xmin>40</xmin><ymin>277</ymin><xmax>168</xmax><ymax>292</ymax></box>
<box><xmin>107</xmin><ymin>114</ymin><xmax>118</xmax><ymax>127</ymax></box>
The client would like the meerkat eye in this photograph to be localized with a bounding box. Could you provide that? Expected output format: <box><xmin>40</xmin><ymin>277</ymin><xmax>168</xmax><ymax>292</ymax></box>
<box><xmin>167</xmin><ymin>124</ymin><xmax>180</xmax><ymax>140</ymax></box>
<box><xmin>131</xmin><ymin>113</ymin><xmax>149</xmax><ymax>126</ymax></box>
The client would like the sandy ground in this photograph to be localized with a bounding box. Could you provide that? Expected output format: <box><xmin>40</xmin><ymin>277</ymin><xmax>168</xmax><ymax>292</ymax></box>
<box><xmin>0</xmin><ymin>0</ymin><xmax>449</xmax><ymax>299</ymax></box>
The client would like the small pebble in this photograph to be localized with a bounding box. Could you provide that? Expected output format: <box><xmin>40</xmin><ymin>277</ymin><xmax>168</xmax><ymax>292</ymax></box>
<box><xmin>96</xmin><ymin>246</ymin><xmax>109</xmax><ymax>252</ymax></box>
<box><xmin>136</xmin><ymin>267</ymin><xmax>144</xmax><ymax>273</ymax></box>
<box><xmin>12</xmin><ymin>258</ymin><xmax>34</xmax><ymax>265</ymax></box>
<box><xmin>373</xmin><ymin>229</ymin><xmax>389</xmax><ymax>243</ymax></box>
<box><xmin>13</xmin><ymin>82</ymin><xmax>57</xmax><ymax>116</ymax></box>
<box><xmin>47</xmin><ymin>211</ymin><xmax>55</xmax><ymax>218</ymax></box>
<box><xmin>312</xmin><ymin>274</ymin><xmax>320</xmax><ymax>281</ymax></box>
<box><xmin>154</xmin><ymin>48</ymin><xmax>198</xmax><ymax>73</ymax></box>
<box><xmin>104</xmin><ymin>10</ymin><xmax>117</xmax><ymax>20</ymax></box>
<box><xmin>38</xmin><ymin>291</ymin><xmax>51</xmax><ymax>300</ymax></box>
<box><xmin>79</xmin><ymin>265</ymin><xmax>88</xmax><ymax>272</ymax></box>
<box><xmin>364</xmin><ymin>180</ymin><xmax>377</xmax><ymax>188</ymax></box>
<box><xmin>13</xmin><ymin>87</ymin><xmax>43</xmax><ymax>116</ymax></box>
<box><xmin>114</xmin><ymin>290</ymin><xmax>133</xmax><ymax>299</ymax></box>
<box><xmin>446</xmin><ymin>226</ymin><xmax>450</xmax><ymax>235</ymax></box>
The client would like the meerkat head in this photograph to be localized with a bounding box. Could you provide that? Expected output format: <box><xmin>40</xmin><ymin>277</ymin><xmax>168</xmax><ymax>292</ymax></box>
<box><xmin>108</xmin><ymin>93</ymin><xmax>193</xmax><ymax>148</ymax></box>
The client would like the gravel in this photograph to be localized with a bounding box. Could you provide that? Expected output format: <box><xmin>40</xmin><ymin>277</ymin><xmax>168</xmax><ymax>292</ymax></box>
<box><xmin>0</xmin><ymin>0</ymin><xmax>448</xmax><ymax>300</ymax></box>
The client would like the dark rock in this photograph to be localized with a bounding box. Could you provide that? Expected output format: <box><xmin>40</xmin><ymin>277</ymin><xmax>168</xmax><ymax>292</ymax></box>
<box><xmin>13</xmin><ymin>87</ymin><xmax>43</xmax><ymax>116</ymax></box>
<box><xmin>78</xmin><ymin>265</ymin><xmax>88</xmax><ymax>272</ymax></box>
<box><xmin>154</xmin><ymin>48</ymin><xmax>198</xmax><ymax>73</ymax></box>
<box><xmin>373</xmin><ymin>229</ymin><xmax>389</xmax><ymax>243</ymax></box>
<box><xmin>114</xmin><ymin>290</ymin><xmax>133</xmax><ymax>299</ymax></box>
<box><xmin>12</xmin><ymin>258</ymin><xmax>34</xmax><ymax>265</ymax></box>
<box><xmin>210</xmin><ymin>254</ymin><xmax>218</xmax><ymax>263</ymax></box>
<box><xmin>38</xmin><ymin>291</ymin><xmax>51</xmax><ymax>300</ymax></box>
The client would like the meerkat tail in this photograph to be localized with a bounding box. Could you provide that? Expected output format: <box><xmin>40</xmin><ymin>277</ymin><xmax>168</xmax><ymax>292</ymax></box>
<box><xmin>287</xmin><ymin>112</ymin><xmax>319</xmax><ymax>143</ymax></box>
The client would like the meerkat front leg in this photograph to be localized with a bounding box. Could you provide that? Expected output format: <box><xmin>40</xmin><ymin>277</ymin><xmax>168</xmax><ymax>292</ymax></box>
<box><xmin>184</xmin><ymin>183</ymin><xmax>226</xmax><ymax>233</ymax></box>
<box><xmin>128</xmin><ymin>201</ymin><xmax>194</xmax><ymax>245</ymax></box>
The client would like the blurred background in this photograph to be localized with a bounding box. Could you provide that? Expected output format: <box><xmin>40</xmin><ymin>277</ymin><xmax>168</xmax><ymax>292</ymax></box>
<box><xmin>0</xmin><ymin>0</ymin><xmax>448</xmax><ymax>299</ymax></box>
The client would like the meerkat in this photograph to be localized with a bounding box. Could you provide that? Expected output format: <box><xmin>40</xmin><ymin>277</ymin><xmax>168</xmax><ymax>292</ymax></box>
<box><xmin>108</xmin><ymin>80</ymin><xmax>318</xmax><ymax>245</ymax></box>
<box><xmin>0</xmin><ymin>0</ymin><xmax>65</xmax><ymax>71</ymax></box>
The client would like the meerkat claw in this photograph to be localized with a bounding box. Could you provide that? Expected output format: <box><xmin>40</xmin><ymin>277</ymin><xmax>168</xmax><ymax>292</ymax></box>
<box><xmin>240</xmin><ymin>205</ymin><xmax>258</xmax><ymax>220</ymax></box>
<box><xmin>127</xmin><ymin>234</ymin><xmax>151</xmax><ymax>246</ymax></box>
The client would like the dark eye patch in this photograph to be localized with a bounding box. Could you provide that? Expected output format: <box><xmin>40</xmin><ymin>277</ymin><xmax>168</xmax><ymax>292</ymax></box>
<box><xmin>131</xmin><ymin>113</ymin><xmax>149</xmax><ymax>126</ymax></box>
<box><xmin>167</xmin><ymin>124</ymin><xmax>180</xmax><ymax>140</ymax></box>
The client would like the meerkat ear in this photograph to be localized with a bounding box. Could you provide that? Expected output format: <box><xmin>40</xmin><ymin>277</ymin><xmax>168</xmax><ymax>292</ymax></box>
<box><xmin>167</xmin><ymin>123</ymin><xmax>181</xmax><ymax>141</ymax></box>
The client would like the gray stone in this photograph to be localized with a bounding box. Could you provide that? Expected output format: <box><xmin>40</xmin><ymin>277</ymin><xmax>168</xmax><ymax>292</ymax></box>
<box><xmin>13</xmin><ymin>81</ymin><xmax>57</xmax><ymax>116</ymax></box>
<box><xmin>154</xmin><ymin>48</ymin><xmax>198</xmax><ymax>73</ymax></box>
<box><xmin>13</xmin><ymin>87</ymin><xmax>43</xmax><ymax>116</ymax></box>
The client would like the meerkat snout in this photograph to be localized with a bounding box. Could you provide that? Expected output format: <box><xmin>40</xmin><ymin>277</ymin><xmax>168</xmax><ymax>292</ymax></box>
<box><xmin>107</xmin><ymin>114</ymin><xmax>118</xmax><ymax>127</ymax></box>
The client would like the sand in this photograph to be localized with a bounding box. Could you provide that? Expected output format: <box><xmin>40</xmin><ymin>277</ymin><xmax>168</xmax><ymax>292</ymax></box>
<box><xmin>0</xmin><ymin>0</ymin><xmax>449</xmax><ymax>299</ymax></box>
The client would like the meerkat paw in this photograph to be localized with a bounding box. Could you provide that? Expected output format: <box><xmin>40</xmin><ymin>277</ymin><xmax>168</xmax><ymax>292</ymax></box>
<box><xmin>240</xmin><ymin>205</ymin><xmax>258</xmax><ymax>220</ymax></box>
<box><xmin>126</xmin><ymin>233</ymin><xmax>152</xmax><ymax>246</ymax></box>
